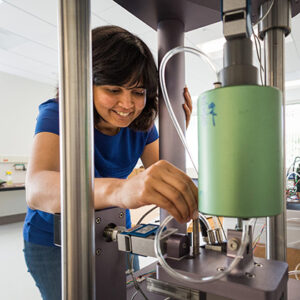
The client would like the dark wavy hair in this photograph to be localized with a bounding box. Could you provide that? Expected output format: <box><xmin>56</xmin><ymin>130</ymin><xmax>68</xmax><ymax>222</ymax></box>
<box><xmin>92</xmin><ymin>25</ymin><xmax>158</xmax><ymax>131</ymax></box>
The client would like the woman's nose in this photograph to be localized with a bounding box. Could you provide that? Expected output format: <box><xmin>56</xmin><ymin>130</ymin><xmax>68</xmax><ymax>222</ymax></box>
<box><xmin>118</xmin><ymin>92</ymin><xmax>134</xmax><ymax>109</ymax></box>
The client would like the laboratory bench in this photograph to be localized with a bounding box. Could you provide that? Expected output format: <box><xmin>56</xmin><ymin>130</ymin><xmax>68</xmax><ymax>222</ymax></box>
<box><xmin>0</xmin><ymin>183</ymin><xmax>26</xmax><ymax>225</ymax></box>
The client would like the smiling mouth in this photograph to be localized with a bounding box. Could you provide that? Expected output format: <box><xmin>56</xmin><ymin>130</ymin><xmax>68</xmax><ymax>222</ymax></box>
<box><xmin>113</xmin><ymin>110</ymin><xmax>132</xmax><ymax>117</ymax></box>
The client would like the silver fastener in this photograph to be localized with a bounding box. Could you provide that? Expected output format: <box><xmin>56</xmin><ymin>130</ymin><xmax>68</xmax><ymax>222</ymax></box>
<box><xmin>227</xmin><ymin>238</ymin><xmax>240</xmax><ymax>251</ymax></box>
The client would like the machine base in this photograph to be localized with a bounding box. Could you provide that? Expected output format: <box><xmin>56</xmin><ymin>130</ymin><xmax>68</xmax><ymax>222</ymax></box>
<box><xmin>148</xmin><ymin>249</ymin><xmax>288</xmax><ymax>300</ymax></box>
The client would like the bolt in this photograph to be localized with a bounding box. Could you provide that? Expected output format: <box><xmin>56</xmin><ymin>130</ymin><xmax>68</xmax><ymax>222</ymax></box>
<box><xmin>245</xmin><ymin>272</ymin><xmax>255</xmax><ymax>278</ymax></box>
<box><xmin>119</xmin><ymin>212</ymin><xmax>124</xmax><ymax>218</ymax></box>
<box><xmin>227</xmin><ymin>238</ymin><xmax>240</xmax><ymax>251</ymax></box>
<box><xmin>213</xmin><ymin>82</ymin><xmax>222</xmax><ymax>89</ymax></box>
<box><xmin>95</xmin><ymin>217</ymin><xmax>101</xmax><ymax>224</ymax></box>
<box><xmin>96</xmin><ymin>248</ymin><xmax>102</xmax><ymax>256</ymax></box>
<box><xmin>217</xmin><ymin>267</ymin><xmax>225</xmax><ymax>272</ymax></box>
<box><xmin>254</xmin><ymin>262</ymin><xmax>263</xmax><ymax>268</ymax></box>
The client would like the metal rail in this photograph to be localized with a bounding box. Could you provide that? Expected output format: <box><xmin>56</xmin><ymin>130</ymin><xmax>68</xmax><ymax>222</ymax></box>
<box><xmin>57</xmin><ymin>0</ymin><xmax>95</xmax><ymax>299</ymax></box>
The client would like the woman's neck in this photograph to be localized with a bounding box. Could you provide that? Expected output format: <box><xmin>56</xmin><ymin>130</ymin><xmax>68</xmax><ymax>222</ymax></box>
<box><xmin>95</xmin><ymin>122</ymin><xmax>120</xmax><ymax>136</ymax></box>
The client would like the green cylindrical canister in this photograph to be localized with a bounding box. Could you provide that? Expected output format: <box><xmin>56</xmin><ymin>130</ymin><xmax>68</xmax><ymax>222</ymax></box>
<box><xmin>197</xmin><ymin>85</ymin><xmax>283</xmax><ymax>218</ymax></box>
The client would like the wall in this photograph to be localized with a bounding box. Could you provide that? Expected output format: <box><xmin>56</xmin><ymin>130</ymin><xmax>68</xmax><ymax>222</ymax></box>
<box><xmin>0</xmin><ymin>71</ymin><xmax>56</xmax><ymax>157</ymax></box>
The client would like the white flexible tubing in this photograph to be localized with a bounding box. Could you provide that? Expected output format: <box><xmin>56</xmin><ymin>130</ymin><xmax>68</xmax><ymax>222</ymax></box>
<box><xmin>289</xmin><ymin>271</ymin><xmax>300</xmax><ymax>275</ymax></box>
<box><xmin>159</xmin><ymin>46</ymin><xmax>219</xmax><ymax>174</ymax></box>
<box><xmin>155</xmin><ymin>215</ymin><xmax>253</xmax><ymax>284</ymax></box>
<box><xmin>157</xmin><ymin>46</ymin><xmax>252</xmax><ymax>283</ymax></box>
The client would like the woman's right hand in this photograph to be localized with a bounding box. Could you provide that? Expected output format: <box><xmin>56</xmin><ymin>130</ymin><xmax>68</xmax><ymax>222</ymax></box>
<box><xmin>118</xmin><ymin>160</ymin><xmax>198</xmax><ymax>223</ymax></box>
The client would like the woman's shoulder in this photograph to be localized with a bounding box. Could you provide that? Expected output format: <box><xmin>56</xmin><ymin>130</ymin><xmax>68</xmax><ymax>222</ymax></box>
<box><xmin>126</xmin><ymin>124</ymin><xmax>158</xmax><ymax>143</ymax></box>
<box><xmin>38</xmin><ymin>98</ymin><xmax>58</xmax><ymax>113</ymax></box>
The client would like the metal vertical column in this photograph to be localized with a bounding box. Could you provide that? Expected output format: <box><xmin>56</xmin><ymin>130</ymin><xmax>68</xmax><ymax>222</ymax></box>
<box><xmin>158</xmin><ymin>20</ymin><xmax>187</xmax><ymax>233</ymax></box>
<box><xmin>57</xmin><ymin>0</ymin><xmax>95</xmax><ymax>299</ymax></box>
<box><xmin>265</xmin><ymin>27</ymin><xmax>287</xmax><ymax>261</ymax></box>
<box><xmin>258</xmin><ymin>0</ymin><xmax>291</xmax><ymax>261</ymax></box>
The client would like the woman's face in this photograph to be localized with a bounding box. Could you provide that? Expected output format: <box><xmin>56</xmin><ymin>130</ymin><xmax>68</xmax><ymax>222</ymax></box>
<box><xmin>93</xmin><ymin>84</ymin><xmax>146</xmax><ymax>135</ymax></box>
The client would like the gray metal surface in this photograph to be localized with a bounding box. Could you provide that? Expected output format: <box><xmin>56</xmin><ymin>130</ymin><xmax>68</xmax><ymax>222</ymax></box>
<box><xmin>127</xmin><ymin>263</ymin><xmax>166</xmax><ymax>300</ymax></box>
<box><xmin>219</xmin><ymin>38</ymin><xmax>258</xmax><ymax>86</ymax></box>
<box><xmin>222</xmin><ymin>0</ymin><xmax>248</xmax><ymax>39</ymax></box>
<box><xmin>148</xmin><ymin>276</ymin><xmax>234</xmax><ymax>300</ymax></box>
<box><xmin>113</xmin><ymin>0</ymin><xmax>300</xmax><ymax>32</ymax></box>
<box><xmin>95</xmin><ymin>208</ymin><xmax>127</xmax><ymax>300</ymax></box>
<box><xmin>148</xmin><ymin>276</ymin><xmax>300</xmax><ymax>300</ymax></box>
<box><xmin>287</xmin><ymin>279</ymin><xmax>300</xmax><ymax>300</ymax></box>
<box><xmin>258</xmin><ymin>0</ymin><xmax>291</xmax><ymax>262</ymax></box>
<box><xmin>258</xmin><ymin>0</ymin><xmax>291</xmax><ymax>39</ymax></box>
<box><xmin>147</xmin><ymin>276</ymin><xmax>206</xmax><ymax>299</ymax></box>
<box><xmin>157</xmin><ymin>19</ymin><xmax>187</xmax><ymax>234</ymax></box>
<box><xmin>156</xmin><ymin>252</ymin><xmax>288</xmax><ymax>300</ymax></box>
<box><xmin>166</xmin><ymin>233</ymin><xmax>190</xmax><ymax>259</ymax></box>
<box><xmin>115</xmin><ymin>0</ymin><xmax>221</xmax><ymax>31</ymax></box>
<box><xmin>57</xmin><ymin>0</ymin><xmax>95</xmax><ymax>299</ymax></box>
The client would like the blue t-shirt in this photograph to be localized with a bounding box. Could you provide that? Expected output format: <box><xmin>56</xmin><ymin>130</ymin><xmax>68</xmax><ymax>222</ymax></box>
<box><xmin>23</xmin><ymin>99</ymin><xmax>159</xmax><ymax>246</ymax></box>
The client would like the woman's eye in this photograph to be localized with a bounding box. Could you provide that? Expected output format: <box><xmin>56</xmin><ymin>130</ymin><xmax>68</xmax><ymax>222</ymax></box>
<box><xmin>133</xmin><ymin>90</ymin><xmax>145</xmax><ymax>96</ymax></box>
<box><xmin>107</xmin><ymin>89</ymin><xmax>120</xmax><ymax>94</ymax></box>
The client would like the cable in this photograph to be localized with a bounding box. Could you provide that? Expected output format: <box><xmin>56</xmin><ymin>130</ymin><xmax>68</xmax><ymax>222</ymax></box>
<box><xmin>252</xmin><ymin>0</ymin><xmax>275</xmax><ymax>27</ymax></box>
<box><xmin>286</xmin><ymin>172</ymin><xmax>300</xmax><ymax>180</ymax></box>
<box><xmin>137</xmin><ymin>206</ymin><xmax>158</xmax><ymax>225</ymax></box>
<box><xmin>159</xmin><ymin>46</ymin><xmax>219</xmax><ymax>174</ymax></box>
<box><xmin>126</xmin><ymin>271</ymin><xmax>156</xmax><ymax>286</ymax></box>
<box><xmin>154</xmin><ymin>215</ymin><xmax>253</xmax><ymax>284</ymax></box>
<box><xmin>251</xmin><ymin>25</ymin><xmax>264</xmax><ymax>85</ymax></box>
<box><xmin>286</xmin><ymin>157</ymin><xmax>300</xmax><ymax>177</ymax></box>
<box><xmin>127</xmin><ymin>254</ymin><xmax>149</xmax><ymax>300</ymax></box>
<box><xmin>252</xmin><ymin>219</ymin><xmax>258</xmax><ymax>237</ymax></box>
<box><xmin>252</xmin><ymin>223</ymin><xmax>266</xmax><ymax>250</ymax></box>
<box><xmin>131</xmin><ymin>291</ymin><xmax>138</xmax><ymax>300</ymax></box>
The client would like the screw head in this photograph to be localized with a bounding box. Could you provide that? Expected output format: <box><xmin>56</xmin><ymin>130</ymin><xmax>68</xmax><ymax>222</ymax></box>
<box><xmin>95</xmin><ymin>217</ymin><xmax>101</xmax><ymax>224</ymax></box>
<box><xmin>119</xmin><ymin>212</ymin><xmax>124</xmax><ymax>218</ymax></box>
<box><xmin>254</xmin><ymin>262</ymin><xmax>263</xmax><ymax>268</ymax></box>
<box><xmin>245</xmin><ymin>272</ymin><xmax>255</xmax><ymax>278</ymax></box>
<box><xmin>96</xmin><ymin>248</ymin><xmax>102</xmax><ymax>256</ymax></box>
<box><xmin>217</xmin><ymin>267</ymin><xmax>225</xmax><ymax>272</ymax></box>
<box><xmin>227</xmin><ymin>238</ymin><xmax>240</xmax><ymax>251</ymax></box>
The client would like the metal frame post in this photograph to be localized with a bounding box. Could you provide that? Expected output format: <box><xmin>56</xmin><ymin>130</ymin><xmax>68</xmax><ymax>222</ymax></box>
<box><xmin>57</xmin><ymin>0</ymin><xmax>95</xmax><ymax>299</ymax></box>
<box><xmin>258</xmin><ymin>0</ymin><xmax>291</xmax><ymax>261</ymax></box>
<box><xmin>158</xmin><ymin>19</ymin><xmax>187</xmax><ymax>233</ymax></box>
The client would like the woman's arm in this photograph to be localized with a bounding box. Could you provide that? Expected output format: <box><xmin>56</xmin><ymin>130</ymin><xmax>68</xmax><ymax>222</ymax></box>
<box><xmin>26</xmin><ymin>133</ymin><xmax>198</xmax><ymax>223</ymax></box>
<box><xmin>25</xmin><ymin>132</ymin><xmax>127</xmax><ymax>213</ymax></box>
<box><xmin>140</xmin><ymin>139</ymin><xmax>159</xmax><ymax>168</ymax></box>
<box><xmin>25</xmin><ymin>132</ymin><xmax>61</xmax><ymax>213</ymax></box>
<box><xmin>25</xmin><ymin>132</ymin><xmax>123</xmax><ymax>213</ymax></box>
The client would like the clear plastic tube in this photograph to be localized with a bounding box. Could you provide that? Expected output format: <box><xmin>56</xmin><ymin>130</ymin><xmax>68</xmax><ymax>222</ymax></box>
<box><xmin>159</xmin><ymin>46</ymin><xmax>219</xmax><ymax>174</ymax></box>
<box><xmin>157</xmin><ymin>46</ymin><xmax>250</xmax><ymax>283</ymax></box>
<box><xmin>154</xmin><ymin>215</ymin><xmax>253</xmax><ymax>284</ymax></box>
<box><xmin>289</xmin><ymin>271</ymin><xmax>300</xmax><ymax>275</ymax></box>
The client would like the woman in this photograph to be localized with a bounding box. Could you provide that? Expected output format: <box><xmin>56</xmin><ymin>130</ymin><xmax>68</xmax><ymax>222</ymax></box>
<box><xmin>23</xmin><ymin>25</ymin><xmax>198</xmax><ymax>300</ymax></box>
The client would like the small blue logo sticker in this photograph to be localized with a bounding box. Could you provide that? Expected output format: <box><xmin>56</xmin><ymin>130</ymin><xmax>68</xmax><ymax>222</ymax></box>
<box><xmin>208</xmin><ymin>102</ymin><xmax>217</xmax><ymax>126</ymax></box>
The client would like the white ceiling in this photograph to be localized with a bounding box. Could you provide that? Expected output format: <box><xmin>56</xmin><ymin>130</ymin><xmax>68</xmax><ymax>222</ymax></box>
<box><xmin>0</xmin><ymin>0</ymin><xmax>300</xmax><ymax>102</ymax></box>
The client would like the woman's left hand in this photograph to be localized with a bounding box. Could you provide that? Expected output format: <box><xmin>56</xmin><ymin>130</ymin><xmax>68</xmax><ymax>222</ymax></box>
<box><xmin>183</xmin><ymin>87</ymin><xmax>193</xmax><ymax>129</ymax></box>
